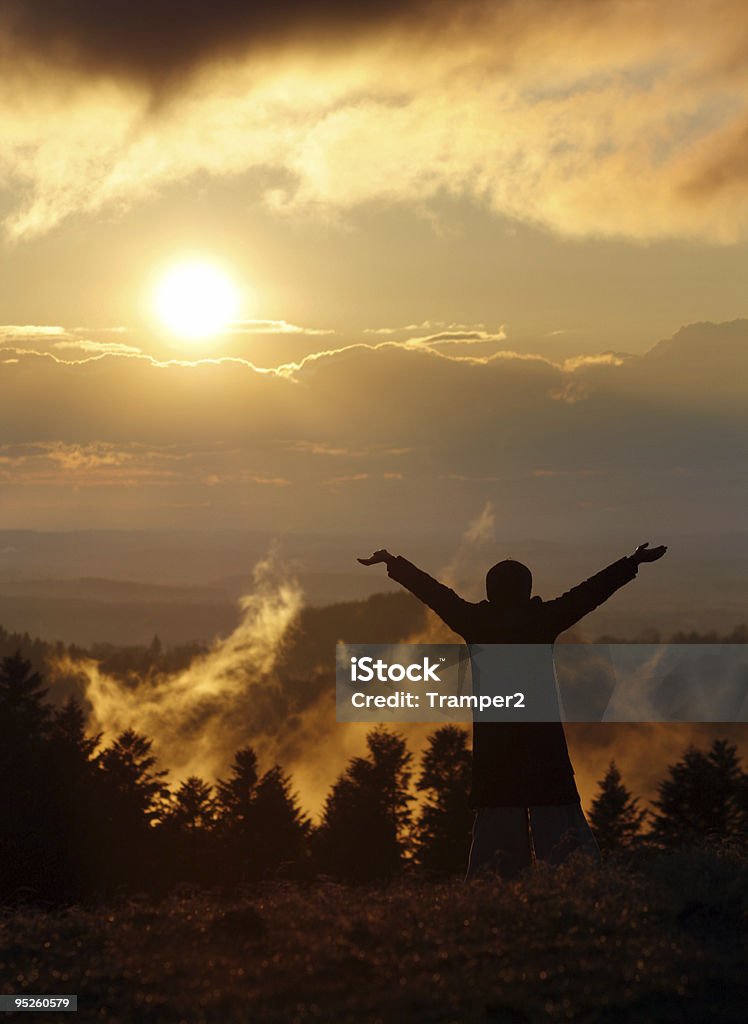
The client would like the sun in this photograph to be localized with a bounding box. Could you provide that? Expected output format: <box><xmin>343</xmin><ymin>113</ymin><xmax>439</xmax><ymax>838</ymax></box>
<box><xmin>154</xmin><ymin>261</ymin><xmax>239</xmax><ymax>340</ymax></box>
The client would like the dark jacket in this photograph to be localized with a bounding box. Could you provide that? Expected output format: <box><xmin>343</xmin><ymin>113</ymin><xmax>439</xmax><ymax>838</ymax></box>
<box><xmin>387</xmin><ymin>555</ymin><xmax>638</xmax><ymax>806</ymax></box>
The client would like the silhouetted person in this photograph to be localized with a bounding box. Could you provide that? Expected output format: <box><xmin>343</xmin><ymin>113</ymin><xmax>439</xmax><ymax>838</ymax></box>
<box><xmin>359</xmin><ymin>542</ymin><xmax>667</xmax><ymax>878</ymax></box>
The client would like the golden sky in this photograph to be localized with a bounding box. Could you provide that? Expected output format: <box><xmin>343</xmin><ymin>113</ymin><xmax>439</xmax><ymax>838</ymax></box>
<box><xmin>0</xmin><ymin>0</ymin><xmax>746</xmax><ymax>536</ymax></box>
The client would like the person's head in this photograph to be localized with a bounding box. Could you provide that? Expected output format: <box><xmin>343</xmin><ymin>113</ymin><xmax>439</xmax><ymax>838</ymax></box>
<box><xmin>485</xmin><ymin>559</ymin><xmax>532</xmax><ymax>605</ymax></box>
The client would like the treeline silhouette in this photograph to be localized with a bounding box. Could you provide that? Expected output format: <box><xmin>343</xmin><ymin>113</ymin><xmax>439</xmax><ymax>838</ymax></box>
<box><xmin>0</xmin><ymin>590</ymin><xmax>425</xmax><ymax>688</ymax></box>
<box><xmin>2</xmin><ymin>650</ymin><xmax>748</xmax><ymax>905</ymax></box>
<box><xmin>3</xmin><ymin>614</ymin><xmax>746</xmax><ymax>699</ymax></box>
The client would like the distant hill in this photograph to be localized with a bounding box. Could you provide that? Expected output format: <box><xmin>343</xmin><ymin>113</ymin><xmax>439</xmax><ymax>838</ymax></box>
<box><xmin>0</xmin><ymin>589</ymin><xmax>425</xmax><ymax>697</ymax></box>
<box><xmin>0</xmin><ymin>527</ymin><xmax>746</xmax><ymax>645</ymax></box>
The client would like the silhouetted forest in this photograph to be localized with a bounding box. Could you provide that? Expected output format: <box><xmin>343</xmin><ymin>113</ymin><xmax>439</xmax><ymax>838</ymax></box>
<box><xmin>0</xmin><ymin>591</ymin><xmax>425</xmax><ymax>712</ymax></box>
<box><xmin>3</xmin><ymin>602</ymin><xmax>746</xmax><ymax>701</ymax></box>
<box><xmin>2</xmin><ymin>647</ymin><xmax>748</xmax><ymax>905</ymax></box>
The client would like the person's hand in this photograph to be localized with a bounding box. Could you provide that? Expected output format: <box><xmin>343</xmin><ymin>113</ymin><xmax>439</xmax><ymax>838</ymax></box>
<box><xmin>357</xmin><ymin>549</ymin><xmax>393</xmax><ymax>566</ymax></box>
<box><xmin>632</xmin><ymin>542</ymin><xmax>667</xmax><ymax>565</ymax></box>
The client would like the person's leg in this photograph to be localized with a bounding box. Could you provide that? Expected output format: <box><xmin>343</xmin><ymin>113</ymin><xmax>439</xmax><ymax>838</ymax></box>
<box><xmin>528</xmin><ymin>802</ymin><xmax>601</xmax><ymax>867</ymax></box>
<box><xmin>465</xmin><ymin>807</ymin><xmax>532</xmax><ymax>880</ymax></box>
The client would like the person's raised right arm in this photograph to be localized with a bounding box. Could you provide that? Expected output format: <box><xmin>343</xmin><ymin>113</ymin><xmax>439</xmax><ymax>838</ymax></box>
<box><xmin>358</xmin><ymin>549</ymin><xmax>472</xmax><ymax>636</ymax></box>
<box><xmin>542</xmin><ymin>541</ymin><xmax>667</xmax><ymax>637</ymax></box>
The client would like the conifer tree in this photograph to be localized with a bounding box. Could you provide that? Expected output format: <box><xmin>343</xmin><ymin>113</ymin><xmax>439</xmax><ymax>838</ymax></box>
<box><xmin>588</xmin><ymin>761</ymin><xmax>646</xmax><ymax>852</ymax></box>
<box><xmin>249</xmin><ymin>766</ymin><xmax>310</xmax><ymax>879</ymax></box>
<box><xmin>160</xmin><ymin>776</ymin><xmax>218</xmax><ymax>887</ymax></box>
<box><xmin>0</xmin><ymin>650</ymin><xmax>50</xmax><ymax>742</ymax></box>
<box><xmin>414</xmin><ymin>725</ymin><xmax>472</xmax><ymax>874</ymax></box>
<box><xmin>44</xmin><ymin>698</ymin><xmax>103</xmax><ymax>899</ymax></box>
<box><xmin>166</xmin><ymin>776</ymin><xmax>217</xmax><ymax>831</ymax></box>
<box><xmin>0</xmin><ymin>653</ymin><xmax>53</xmax><ymax>897</ymax></box>
<box><xmin>216</xmin><ymin>746</ymin><xmax>259</xmax><ymax>827</ymax></box>
<box><xmin>650</xmin><ymin>739</ymin><xmax>745</xmax><ymax>846</ymax></box>
<box><xmin>96</xmin><ymin>729</ymin><xmax>170</xmax><ymax>891</ymax></box>
<box><xmin>314</xmin><ymin>728</ymin><xmax>413</xmax><ymax>881</ymax></box>
<box><xmin>98</xmin><ymin>729</ymin><xmax>170</xmax><ymax>825</ymax></box>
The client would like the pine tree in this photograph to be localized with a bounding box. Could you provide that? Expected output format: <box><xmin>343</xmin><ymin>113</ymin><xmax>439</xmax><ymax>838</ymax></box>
<box><xmin>160</xmin><ymin>776</ymin><xmax>219</xmax><ymax>887</ymax></box>
<box><xmin>0</xmin><ymin>653</ymin><xmax>53</xmax><ymax>898</ymax></box>
<box><xmin>98</xmin><ymin>729</ymin><xmax>170</xmax><ymax>825</ymax></box>
<box><xmin>96</xmin><ymin>730</ymin><xmax>171</xmax><ymax>892</ymax></box>
<box><xmin>0</xmin><ymin>650</ymin><xmax>50</xmax><ymax>743</ymax></box>
<box><xmin>45</xmin><ymin>699</ymin><xmax>103</xmax><ymax>900</ymax></box>
<box><xmin>650</xmin><ymin>739</ymin><xmax>745</xmax><ymax>846</ymax></box>
<box><xmin>49</xmin><ymin>698</ymin><xmax>99</xmax><ymax>766</ymax></box>
<box><xmin>314</xmin><ymin>728</ymin><xmax>413</xmax><ymax>881</ymax></box>
<box><xmin>166</xmin><ymin>776</ymin><xmax>217</xmax><ymax>831</ymax></box>
<box><xmin>216</xmin><ymin>746</ymin><xmax>259</xmax><ymax>828</ymax></box>
<box><xmin>414</xmin><ymin>725</ymin><xmax>473</xmax><ymax>874</ymax></box>
<box><xmin>588</xmin><ymin>761</ymin><xmax>646</xmax><ymax>853</ymax></box>
<box><xmin>249</xmin><ymin>766</ymin><xmax>310</xmax><ymax>879</ymax></box>
<box><xmin>215</xmin><ymin>747</ymin><xmax>261</xmax><ymax>883</ymax></box>
<box><xmin>215</xmin><ymin>748</ymin><xmax>311</xmax><ymax>881</ymax></box>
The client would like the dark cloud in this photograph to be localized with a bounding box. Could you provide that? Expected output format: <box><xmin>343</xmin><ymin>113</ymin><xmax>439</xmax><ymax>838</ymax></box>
<box><xmin>0</xmin><ymin>0</ymin><xmax>460</xmax><ymax>88</ymax></box>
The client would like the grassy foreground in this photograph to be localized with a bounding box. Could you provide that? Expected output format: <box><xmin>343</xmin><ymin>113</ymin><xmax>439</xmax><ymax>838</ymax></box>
<box><xmin>1</xmin><ymin>851</ymin><xmax>746</xmax><ymax>1023</ymax></box>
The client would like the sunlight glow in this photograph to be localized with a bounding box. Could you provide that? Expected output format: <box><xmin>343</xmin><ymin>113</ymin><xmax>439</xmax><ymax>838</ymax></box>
<box><xmin>154</xmin><ymin>261</ymin><xmax>239</xmax><ymax>340</ymax></box>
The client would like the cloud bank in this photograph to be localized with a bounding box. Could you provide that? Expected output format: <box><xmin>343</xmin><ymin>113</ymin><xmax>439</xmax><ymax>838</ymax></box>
<box><xmin>0</xmin><ymin>319</ymin><xmax>745</xmax><ymax>536</ymax></box>
<box><xmin>1</xmin><ymin>1</ymin><xmax>748</xmax><ymax>240</ymax></box>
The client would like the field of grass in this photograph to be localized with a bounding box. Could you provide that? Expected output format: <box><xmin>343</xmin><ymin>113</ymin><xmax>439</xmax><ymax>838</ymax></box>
<box><xmin>1</xmin><ymin>849</ymin><xmax>746</xmax><ymax>1023</ymax></box>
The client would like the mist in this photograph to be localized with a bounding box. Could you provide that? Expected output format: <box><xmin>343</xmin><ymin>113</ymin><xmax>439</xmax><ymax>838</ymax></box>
<box><xmin>54</xmin><ymin>550</ymin><xmax>303</xmax><ymax>783</ymax></box>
